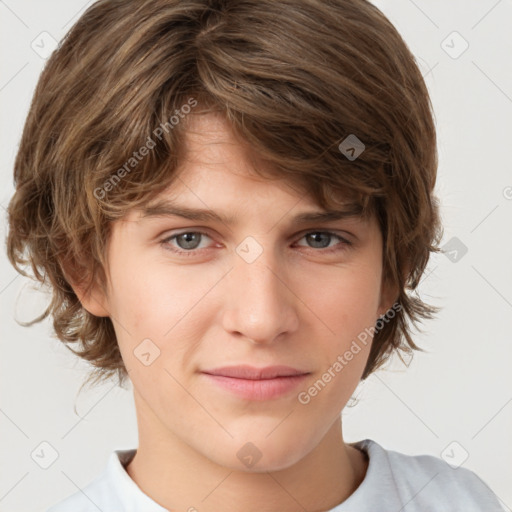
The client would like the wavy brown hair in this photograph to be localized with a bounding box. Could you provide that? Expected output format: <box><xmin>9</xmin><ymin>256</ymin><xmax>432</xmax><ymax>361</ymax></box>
<box><xmin>6</xmin><ymin>0</ymin><xmax>442</xmax><ymax>390</ymax></box>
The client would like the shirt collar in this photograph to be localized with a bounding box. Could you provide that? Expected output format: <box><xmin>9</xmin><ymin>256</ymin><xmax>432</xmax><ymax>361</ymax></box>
<box><xmin>332</xmin><ymin>439</ymin><xmax>402</xmax><ymax>511</ymax></box>
<box><xmin>107</xmin><ymin>449</ymin><xmax>168</xmax><ymax>511</ymax></box>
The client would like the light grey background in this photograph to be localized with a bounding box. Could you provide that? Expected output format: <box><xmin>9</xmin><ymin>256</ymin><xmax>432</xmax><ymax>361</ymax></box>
<box><xmin>1</xmin><ymin>1</ymin><xmax>511</xmax><ymax>510</ymax></box>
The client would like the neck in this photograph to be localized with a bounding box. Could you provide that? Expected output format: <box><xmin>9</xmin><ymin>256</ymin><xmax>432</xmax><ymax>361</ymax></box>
<box><xmin>125</xmin><ymin>402</ymin><xmax>368</xmax><ymax>512</ymax></box>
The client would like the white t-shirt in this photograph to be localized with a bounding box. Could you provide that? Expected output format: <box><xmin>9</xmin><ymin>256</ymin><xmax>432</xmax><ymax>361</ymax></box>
<box><xmin>47</xmin><ymin>438</ymin><xmax>506</xmax><ymax>511</ymax></box>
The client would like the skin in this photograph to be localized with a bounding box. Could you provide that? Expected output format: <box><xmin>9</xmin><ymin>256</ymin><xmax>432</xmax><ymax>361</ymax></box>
<box><xmin>77</xmin><ymin>113</ymin><xmax>396</xmax><ymax>512</ymax></box>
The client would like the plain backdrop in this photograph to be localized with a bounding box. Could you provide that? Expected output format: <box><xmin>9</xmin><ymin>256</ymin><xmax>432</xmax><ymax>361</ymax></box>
<box><xmin>1</xmin><ymin>1</ymin><xmax>511</xmax><ymax>511</ymax></box>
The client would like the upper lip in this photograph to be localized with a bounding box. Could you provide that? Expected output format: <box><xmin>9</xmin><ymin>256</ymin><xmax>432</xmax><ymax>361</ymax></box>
<box><xmin>202</xmin><ymin>365</ymin><xmax>309</xmax><ymax>380</ymax></box>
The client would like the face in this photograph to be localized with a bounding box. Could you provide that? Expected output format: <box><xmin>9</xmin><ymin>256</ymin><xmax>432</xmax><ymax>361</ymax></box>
<box><xmin>89</xmin><ymin>113</ymin><xmax>393</xmax><ymax>472</ymax></box>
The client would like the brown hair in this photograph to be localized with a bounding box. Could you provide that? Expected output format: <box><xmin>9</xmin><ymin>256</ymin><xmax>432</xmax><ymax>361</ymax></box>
<box><xmin>6</xmin><ymin>0</ymin><xmax>442</xmax><ymax>389</ymax></box>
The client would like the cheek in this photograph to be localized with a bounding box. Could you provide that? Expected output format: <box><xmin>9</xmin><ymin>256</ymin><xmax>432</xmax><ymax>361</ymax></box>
<box><xmin>298</xmin><ymin>262</ymin><xmax>382</xmax><ymax>343</ymax></box>
<box><xmin>293</xmin><ymin>262</ymin><xmax>381</xmax><ymax>402</ymax></box>
<box><xmin>297</xmin><ymin>270</ymin><xmax>379</xmax><ymax>411</ymax></box>
<box><xmin>107</xmin><ymin>253</ymin><xmax>199</xmax><ymax>331</ymax></box>
<box><xmin>106</xmin><ymin>255</ymin><xmax>221</xmax><ymax>373</ymax></box>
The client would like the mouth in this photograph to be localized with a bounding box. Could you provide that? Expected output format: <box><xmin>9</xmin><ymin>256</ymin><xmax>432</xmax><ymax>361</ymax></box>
<box><xmin>201</xmin><ymin>365</ymin><xmax>310</xmax><ymax>401</ymax></box>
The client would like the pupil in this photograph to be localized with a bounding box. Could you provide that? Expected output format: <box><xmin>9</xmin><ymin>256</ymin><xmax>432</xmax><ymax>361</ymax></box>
<box><xmin>179</xmin><ymin>233</ymin><xmax>199</xmax><ymax>249</ymax></box>
<box><xmin>309</xmin><ymin>233</ymin><xmax>329</xmax><ymax>248</ymax></box>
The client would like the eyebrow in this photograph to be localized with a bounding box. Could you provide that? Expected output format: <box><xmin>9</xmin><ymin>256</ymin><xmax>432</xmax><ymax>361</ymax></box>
<box><xmin>140</xmin><ymin>199</ymin><xmax>364</xmax><ymax>225</ymax></box>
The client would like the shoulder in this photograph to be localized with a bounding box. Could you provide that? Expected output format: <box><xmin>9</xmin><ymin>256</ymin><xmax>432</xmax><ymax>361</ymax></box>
<box><xmin>353</xmin><ymin>439</ymin><xmax>506</xmax><ymax>511</ymax></box>
<box><xmin>45</xmin><ymin>450</ymin><xmax>135</xmax><ymax>512</ymax></box>
<box><xmin>45</xmin><ymin>470</ymin><xmax>122</xmax><ymax>512</ymax></box>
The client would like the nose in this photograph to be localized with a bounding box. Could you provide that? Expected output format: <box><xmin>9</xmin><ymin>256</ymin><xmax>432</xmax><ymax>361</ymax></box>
<box><xmin>221</xmin><ymin>244</ymin><xmax>299</xmax><ymax>345</ymax></box>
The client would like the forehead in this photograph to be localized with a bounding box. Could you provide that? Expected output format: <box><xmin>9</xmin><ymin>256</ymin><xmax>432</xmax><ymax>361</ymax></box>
<box><xmin>122</xmin><ymin>112</ymin><xmax>372</xmax><ymax>226</ymax></box>
<box><xmin>177</xmin><ymin>113</ymin><xmax>280</xmax><ymax>186</ymax></box>
<box><xmin>164</xmin><ymin>112</ymin><xmax>356</xmax><ymax>208</ymax></box>
<box><xmin>131</xmin><ymin>174</ymin><xmax>369</xmax><ymax>235</ymax></box>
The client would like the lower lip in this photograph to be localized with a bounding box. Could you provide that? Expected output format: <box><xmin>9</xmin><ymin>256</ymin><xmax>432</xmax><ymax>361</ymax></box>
<box><xmin>202</xmin><ymin>373</ymin><xmax>309</xmax><ymax>401</ymax></box>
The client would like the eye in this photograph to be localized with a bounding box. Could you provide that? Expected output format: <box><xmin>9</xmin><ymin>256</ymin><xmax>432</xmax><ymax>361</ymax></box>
<box><xmin>295</xmin><ymin>231</ymin><xmax>352</xmax><ymax>253</ymax></box>
<box><xmin>161</xmin><ymin>231</ymin><xmax>212</xmax><ymax>254</ymax></box>
<box><xmin>159</xmin><ymin>230</ymin><xmax>352</xmax><ymax>256</ymax></box>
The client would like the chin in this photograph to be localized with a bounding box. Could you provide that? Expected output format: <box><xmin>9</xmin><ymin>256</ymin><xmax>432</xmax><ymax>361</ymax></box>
<box><xmin>207</xmin><ymin>431</ymin><xmax>315</xmax><ymax>473</ymax></box>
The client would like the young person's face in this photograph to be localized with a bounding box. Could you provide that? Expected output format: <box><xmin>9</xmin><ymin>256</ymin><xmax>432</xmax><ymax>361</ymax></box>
<box><xmin>92</xmin><ymin>113</ymin><xmax>393</xmax><ymax>471</ymax></box>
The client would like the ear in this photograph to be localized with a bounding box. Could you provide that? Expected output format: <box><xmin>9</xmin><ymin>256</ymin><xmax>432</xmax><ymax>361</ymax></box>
<box><xmin>377</xmin><ymin>274</ymin><xmax>399</xmax><ymax>319</ymax></box>
<box><xmin>62</xmin><ymin>262</ymin><xmax>110</xmax><ymax>318</ymax></box>
<box><xmin>377</xmin><ymin>260</ymin><xmax>410</xmax><ymax>318</ymax></box>
<box><xmin>72</xmin><ymin>281</ymin><xmax>110</xmax><ymax>317</ymax></box>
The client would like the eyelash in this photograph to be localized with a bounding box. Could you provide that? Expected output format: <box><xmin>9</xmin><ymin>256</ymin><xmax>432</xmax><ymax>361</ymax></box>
<box><xmin>159</xmin><ymin>230</ymin><xmax>352</xmax><ymax>257</ymax></box>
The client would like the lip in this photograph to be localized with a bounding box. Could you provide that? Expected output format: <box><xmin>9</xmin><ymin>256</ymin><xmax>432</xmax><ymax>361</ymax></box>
<box><xmin>201</xmin><ymin>365</ymin><xmax>310</xmax><ymax>401</ymax></box>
